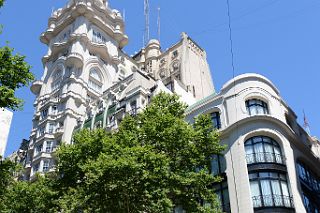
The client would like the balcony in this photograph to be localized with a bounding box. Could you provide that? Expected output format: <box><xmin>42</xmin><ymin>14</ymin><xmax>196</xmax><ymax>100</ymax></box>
<box><xmin>252</xmin><ymin>195</ymin><xmax>294</xmax><ymax>210</ymax></box>
<box><xmin>30</xmin><ymin>80</ymin><xmax>43</xmax><ymax>95</ymax></box>
<box><xmin>246</xmin><ymin>153</ymin><xmax>285</xmax><ymax>165</ymax></box>
<box><xmin>54</xmin><ymin>127</ymin><xmax>64</xmax><ymax>137</ymax></box>
<box><xmin>66</xmin><ymin>52</ymin><xmax>84</xmax><ymax>68</ymax></box>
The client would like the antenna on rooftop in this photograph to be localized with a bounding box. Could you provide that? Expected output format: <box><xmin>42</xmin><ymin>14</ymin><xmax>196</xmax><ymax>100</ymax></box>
<box><xmin>51</xmin><ymin>7</ymin><xmax>55</xmax><ymax>16</ymax></box>
<box><xmin>157</xmin><ymin>7</ymin><xmax>161</xmax><ymax>43</ymax></box>
<box><xmin>144</xmin><ymin>0</ymin><xmax>150</xmax><ymax>46</ymax></box>
<box><xmin>123</xmin><ymin>9</ymin><xmax>126</xmax><ymax>21</ymax></box>
<box><xmin>303</xmin><ymin>110</ymin><xmax>311</xmax><ymax>135</ymax></box>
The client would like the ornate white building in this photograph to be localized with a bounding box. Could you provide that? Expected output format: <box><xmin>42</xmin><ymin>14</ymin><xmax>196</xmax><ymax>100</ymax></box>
<box><xmin>25</xmin><ymin>0</ymin><xmax>320</xmax><ymax>213</ymax></box>
<box><xmin>25</xmin><ymin>0</ymin><xmax>213</xmax><ymax>181</ymax></box>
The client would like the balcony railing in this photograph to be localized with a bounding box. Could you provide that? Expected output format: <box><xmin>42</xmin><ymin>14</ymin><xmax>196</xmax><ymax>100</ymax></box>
<box><xmin>252</xmin><ymin>195</ymin><xmax>294</xmax><ymax>209</ymax></box>
<box><xmin>246</xmin><ymin>152</ymin><xmax>285</xmax><ymax>165</ymax></box>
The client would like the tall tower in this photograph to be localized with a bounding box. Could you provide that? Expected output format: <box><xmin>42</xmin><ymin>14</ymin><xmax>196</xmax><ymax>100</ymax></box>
<box><xmin>26</xmin><ymin>0</ymin><xmax>129</xmax><ymax>180</ymax></box>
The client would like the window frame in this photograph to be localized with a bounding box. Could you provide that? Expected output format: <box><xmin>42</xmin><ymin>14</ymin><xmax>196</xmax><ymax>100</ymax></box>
<box><xmin>210</xmin><ymin>112</ymin><xmax>221</xmax><ymax>129</ymax></box>
<box><xmin>249</xmin><ymin>171</ymin><xmax>293</xmax><ymax>209</ymax></box>
<box><xmin>42</xmin><ymin>160</ymin><xmax>50</xmax><ymax>172</ymax></box>
<box><xmin>88</xmin><ymin>68</ymin><xmax>103</xmax><ymax>93</ymax></box>
<box><xmin>246</xmin><ymin>98</ymin><xmax>269</xmax><ymax>116</ymax></box>
<box><xmin>244</xmin><ymin>136</ymin><xmax>284</xmax><ymax>165</ymax></box>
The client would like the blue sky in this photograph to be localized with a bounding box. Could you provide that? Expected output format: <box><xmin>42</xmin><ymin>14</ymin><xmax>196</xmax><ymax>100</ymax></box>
<box><xmin>1</xmin><ymin>0</ymin><xmax>319</xmax><ymax>156</ymax></box>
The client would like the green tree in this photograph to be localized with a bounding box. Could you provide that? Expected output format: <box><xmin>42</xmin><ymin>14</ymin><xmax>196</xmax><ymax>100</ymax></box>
<box><xmin>0</xmin><ymin>176</ymin><xmax>58</xmax><ymax>213</ymax></box>
<box><xmin>0</xmin><ymin>159</ymin><xmax>16</xmax><ymax>196</ymax></box>
<box><xmin>0</xmin><ymin>0</ymin><xmax>34</xmax><ymax>111</ymax></box>
<box><xmin>55</xmin><ymin>93</ymin><xmax>225</xmax><ymax>213</ymax></box>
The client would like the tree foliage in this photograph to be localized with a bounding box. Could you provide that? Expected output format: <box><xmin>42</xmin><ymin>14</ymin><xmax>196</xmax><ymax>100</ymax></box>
<box><xmin>54</xmin><ymin>93</ymin><xmax>225</xmax><ymax>212</ymax></box>
<box><xmin>0</xmin><ymin>176</ymin><xmax>57</xmax><ymax>213</ymax></box>
<box><xmin>0</xmin><ymin>93</ymin><xmax>225</xmax><ymax>212</ymax></box>
<box><xmin>0</xmin><ymin>0</ymin><xmax>34</xmax><ymax>110</ymax></box>
<box><xmin>0</xmin><ymin>45</ymin><xmax>34</xmax><ymax>110</ymax></box>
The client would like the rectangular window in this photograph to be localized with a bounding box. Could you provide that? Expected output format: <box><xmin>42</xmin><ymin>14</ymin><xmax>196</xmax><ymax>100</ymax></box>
<box><xmin>41</xmin><ymin>108</ymin><xmax>48</xmax><ymax>119</ymax></box>
<box><xmin>35</xmin><ymin>144</ymin><xmax>43</xmax><ymax>156</ymax></box>
<box><xmin>33</xmin><ymin>163</ymin><xmax>40</xmax><ymax>173</ymax></box>
<box><xmin>211</xmin><ymin>112</ymin><xmax>221</xmax><ymax>129</ymax></box>
<box><xmin>48</xmin><ymin>123</ymin><xmax>55</xmax><ymax>134</ymax></box>
<box><xmin>46</xmin><ymin>141</ymin><xmax>53</xmax><ymax>153</ymax></box>
<box><xmin>43</xmin><ymin>160</ymin><xmax>50</xmax><ymax>172</ymax></box>
<box><xmin>130</xmin><ymin>100</ymin><xmax>137</xmax><ymax>116</ymax></box>
<box><xmin>38</xmin><ymin>126</ymin><xmax>45</xmax><ymax>137</ymax></box>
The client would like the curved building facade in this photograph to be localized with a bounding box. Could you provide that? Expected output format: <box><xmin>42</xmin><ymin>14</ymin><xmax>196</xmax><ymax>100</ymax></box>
<box><xmin>186</xmin><ymin>74</ymin><xmax>320</xmax><ymax>213</ymax></box>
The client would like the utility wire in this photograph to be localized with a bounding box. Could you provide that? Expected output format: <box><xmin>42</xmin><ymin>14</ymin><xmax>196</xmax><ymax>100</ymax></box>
<box><xmin>226</xmin><ymin>0</ymin><xmax>236</xmax><ymax>79</ymax></box>
<box><xmin>226</xmin><ymin>0</ymin><xmax>240</xmax><ymax>212</ymax></box>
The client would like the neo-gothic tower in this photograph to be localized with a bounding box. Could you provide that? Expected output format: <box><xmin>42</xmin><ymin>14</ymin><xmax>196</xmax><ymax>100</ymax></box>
<box><xmin>25</xmin><ymin>0</ymin><xmax>216</xmax><ymax>181</ymax></box>
<box><xmin>27</xmin><ymin>0</ymin><xmax>132</xmax><ymax>180</ymax></box>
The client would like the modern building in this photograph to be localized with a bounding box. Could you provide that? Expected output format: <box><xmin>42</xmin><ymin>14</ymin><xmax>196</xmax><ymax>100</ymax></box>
<box><xmin>0</xmin><ymin>108</ymin><xmax>13</xmax><ymax>157</ymax></box>
<box><xmin>24</xmin><ymin>0</ymin><xmax>320</xmax><ymax>213</ymax></box>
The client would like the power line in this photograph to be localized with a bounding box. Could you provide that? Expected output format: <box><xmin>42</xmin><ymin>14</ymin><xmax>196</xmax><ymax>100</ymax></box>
<box><xmin>192</xmin><ymin>0</ymin><xmax>280</xmax><ymax>36</ymax></box>
<box><xmin>226</xmin><ymin>0</ymin><xmax>236</xmax><ymax>79</ymax></box>
<box><xmin>226</xmin><ymin>0</ymin><xmax>240</xmax><ymax>213</ymax></box>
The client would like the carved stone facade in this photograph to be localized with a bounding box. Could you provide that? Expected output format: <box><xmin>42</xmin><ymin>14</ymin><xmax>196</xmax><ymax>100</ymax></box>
<box><xmin>25</xmin><ymin>0</ymin><xmax>213</xmax><ymax>181</ymax></box>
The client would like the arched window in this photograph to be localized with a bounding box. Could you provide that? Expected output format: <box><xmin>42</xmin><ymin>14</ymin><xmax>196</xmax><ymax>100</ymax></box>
<box><xmin>249</xmin><ymin>171</ymin><xmax>293</xmax><ymax>209</ymax></box>
<box><xmin>246</xmin><ymin>99</ymin><xmax>269</xmax><ymax>116</ymax></box>
<box><xmin>51</xmin><ymin>69</ymin><xmax>63</xmax><ymax>91</ymax></box>
<box><xmin>245</xmin><ymin>136</ymin><xmax>284</xmax><ymax>165</ymax></box>
<box><xmin>88</xmin><ymin>69</ymin><xmax>102</xmax><ymax>93</ymax></box>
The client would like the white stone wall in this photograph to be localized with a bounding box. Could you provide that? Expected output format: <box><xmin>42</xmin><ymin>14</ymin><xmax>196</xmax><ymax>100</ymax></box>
<box><xmin>0</xmin><ymin>108</ymin><xmax>13</xmax><ymax>157</ymax></box>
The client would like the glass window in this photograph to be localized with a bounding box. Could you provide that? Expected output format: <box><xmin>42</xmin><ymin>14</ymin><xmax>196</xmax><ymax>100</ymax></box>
<box><xmin>35</xmin><ymin>144</ymin><xmax>43</xmax><ymax>156</ymax></box>
<box><xmin>214</xmin><ymin>181</ymin><xmax>230</xmax><ymax>212</ymax></box>
<box><xmin>129</xmin><ymin>100</ymin><xmax>137</xmax><ymax>116</ymax></box>
<box><xmin>33</xmin><ymin>163</ymin><xmax>40</xmax><ymax>173</ymax></box>
<box><xmin>92</xmin><ymin>29</ymin><xmax>106</xmax><ymax>44</ymax></box>
<box><xmin>51</xmin><ymin>70</ymin><xmax>62</xmax><ymax>91</ymax></box>
<box><xmin>249</xmin><ymin>171</ymin><xmax>293</xmax><ymax>209</ymax></box>
<box><xmin>246</xmin><ymin>99</ymin><xmax>269</xmax><ymax>116</ymax></box>
<box><xmin>211</xmin><ymin>112</ymin><xmax>221</xmax><ymax>129</ymax></box>
<box><xmin>43</xmin><ymin>160</ymin><xmax>50</xmax><ymax>172</ymax></box>
<box><xmin>89</xmin><ymin>69</ymin><xmax>102</xmax><ymax>93</ymax></box>
<box><xmin>38</xmin><ymin>126</ymin><xmax>45</xmax><ymax>137</ymax></box>
<box><xmin>297</xmin><ymin>162</ymin><xmax>320</xmax><ymax>212</ymax></box>
<box><xmin>41</xmin><ymin>108</ymin><xmax>48</xmax><ymax>119</ymax></box>
<box><xmin>244</xmin><ymin>136</ymin><xmax>284</xmax><ymax>165</ymax></box>
<box><xmin>211</xmin><ymin>155</ymin><xmax>226</xmax><ymax>176</ymax></box>
<box><xmin>46</xmin><ymin>141</ymin><xmax>53</xmax><ymax>153</ymax></box>
<box><xmin>48</xmin><ymin>123</ymin><xmax>55</xmax><ymax>134</ymax></box>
